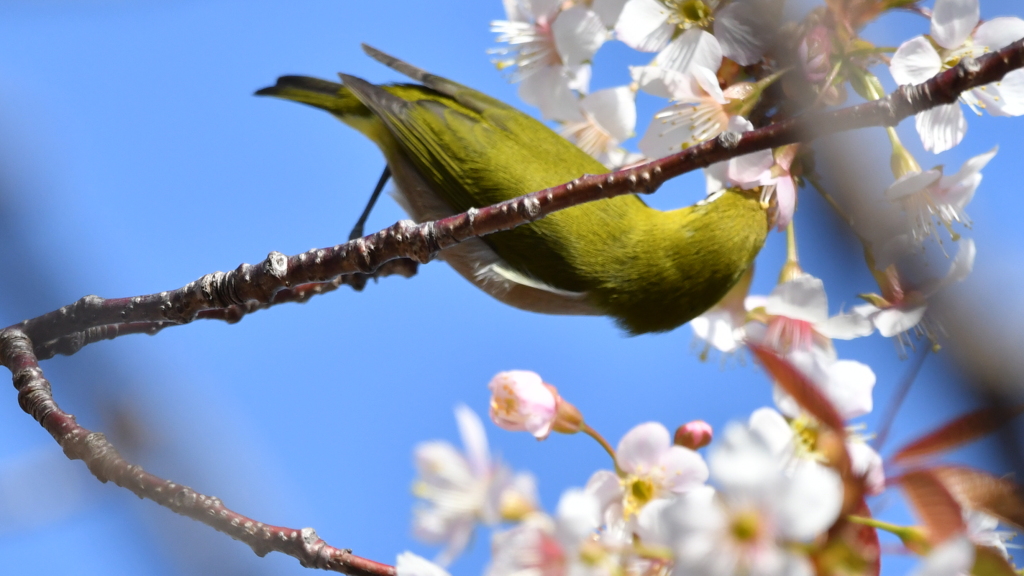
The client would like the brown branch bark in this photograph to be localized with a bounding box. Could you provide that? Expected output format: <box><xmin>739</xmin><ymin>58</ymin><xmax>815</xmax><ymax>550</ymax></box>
<box><xmin>0</xmin><ymin>328</ymin><xmax>396</xmax><ymax>576</ymax></box>
<box><xmin>6</xmin><ymin>39</ymin><xmax>1023</xmax><ymax>357</ymax></box>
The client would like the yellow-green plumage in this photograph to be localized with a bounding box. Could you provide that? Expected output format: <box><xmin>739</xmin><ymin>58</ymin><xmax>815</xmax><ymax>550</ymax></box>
<box><xmin>256</xmin><ymin>46</ymin><xmax>769</xmax><ymax>334</ymax></box>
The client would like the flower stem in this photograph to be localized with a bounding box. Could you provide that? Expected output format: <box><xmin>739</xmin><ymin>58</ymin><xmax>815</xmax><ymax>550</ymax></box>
<box><xmin>786</xmin><ymin>221</ymin><xmax>799</xmax><ymax>264</ymax></box>
<box><xmin>581</xmin><ymin>423</ymin><xmax>617</xmax><ymax>467</ymax></box>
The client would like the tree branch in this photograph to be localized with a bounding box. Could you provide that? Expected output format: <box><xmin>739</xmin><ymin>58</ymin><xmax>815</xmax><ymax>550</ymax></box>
<box><xmin>6</xmin><ymin>39</ymin><xmax>1022</xmax><ymax>356</ymax></box>
<box><xmin>0</xmin><ymin>328</ymin><xmax>396</xmax><ymax>576</ymax></box>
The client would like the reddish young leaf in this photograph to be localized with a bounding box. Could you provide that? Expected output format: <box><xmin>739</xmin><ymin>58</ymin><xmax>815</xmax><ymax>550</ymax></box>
<box><xmin>892</xmin><ymin>405</ymin><xmax>1024</xmax><ymax>463</ymax></box>
<box><xmin>933</xmin><ymin>466</ymin><xmax>1024</xmax><ymax>531</ymax></box>
<box><xmin>970</xmin><ymin>544</ymin><xmax>1017</xmax><ymax>576</ymax></box>
<box><xmin>749</xmin><ymin>344</ymin><xmax>846</xmax><ymax>432</ymax></box>
<box><xmin>898</xmin><ymin>470</ymin><xmax>966</xmax><ymax>545</ymax></box>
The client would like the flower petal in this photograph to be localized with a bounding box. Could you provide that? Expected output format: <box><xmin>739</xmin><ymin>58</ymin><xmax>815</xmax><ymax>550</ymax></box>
<box><xmin>915</xmin><ymin>102</ymin><xmax>967</xmax><ymax>153</ymax></box>
<box><xmin>655</xmin><ymin>29</ymin><xmax>723</xmax><ymax>76</ymax></box>
<box><xmin>581</xmin><ymin>86</ymin><xmax>636</xmax><ymax>142</ymax></box>
<box><xmin>818</xmin><ymin>311</ymin><xmax>875</xmax><ymax>340</ymax></box>
<box><xmin>824</xmin><ymin>359</ymin><xmax>876</xmax><ymax>419</ymax></box>
<box><xmin>455</xmin><ymin>405</ymin><xmax>491</xmax><ymax>478</ymax></box>
<box><xmin>552</xmin><ymin>7</ymin><xmax>607</xmax><ymax>68</ymax></box>
<box><xmin>708</xmin><ymin>423</ymin><xmax>777</xmax><ymax>493</ymax></box>
<box><xmin>748</xmin><ymin>407</ymin><xmax>795</xmax><ymax>457</ymax></box>
<box><xmin>727</xmin><ymin>150</ymin><xmax>774</xmax><ymax>187</ymax></box>
<box><xmin>930</xmin><ymin>0</ymin><xmax>980</xmax><ymax>50</ymax></box>
<box><xmin>617</xmin><ymin>422</ymin><xmax>672</xmax><ymax>473</ymax></box>
<box><xmin>591</xmin><ymin>0</ymin><xmax>629</xmax><ymax>28</ymax></box>
<box><xmin>973</xmin><ymin>17</ymin><xmax>1024</xmax><ymax>51</ymax></box>
<box><xmin>778</xmin><ymin>461</ymin><xmax>844</xmax><ymax>541</ymax></box>
<box><xmin>614</xmin><ymin>0</ymin><xmax>673</xmax><ymax>52</ymax></box>
<box><xmin>397</xmin><ymin>552</ymin><xmax>453</xmax><ymax>576</ymax></box>
<box><xmin>518</xmin><ymin>66</ymin><xmax>585</xmax><ymax>121</ymax></box>
<box><xmin>713</xmin><ymin>0</ymin><xmax>777</xmax><ymax>66</ymax></box>
<box><xmin>890</xmin><ymin>36</ymin><xmax>943</xmax><ymax>85</ymax></box>
<box><xmin>765</xmin><ymin>275</ymin><xmax>829</xmax><ymax>324</ymax></box>
<box><xmin>772</xmin><ymin>176</ymin><xmax>797</xmax><ymax>230</ymax></box>
<box><xmin>874</xmin><ymin>304</ymin><xmax>928</xmax><ymax>337</ymax></box>
<box><xmin>885</xmin><ymin>168</ymin><xmax>942</xmax><ymax>201</ymax></box>
<box><xmin>555</xmin><ymin>488</ymin><xmax>601</xmax><ymax>543</ymax></box>
<box><xmin>940</xmin><ymin>237</ymin><xmax>977</xmax><ymax>288</ymax></box>
<box><xmin>972</xmin><ymin>68</ymin><xmax>1024</xmax><ymax>117</ymax></box>
<box><xmin>848</xmin><ymin>441</ymin><xmax>886</xmax><ymax>495</ymax></box>
<box><xmin>659</xmin><ymin>446</ymin><xmax>710</xmax><ymax>493</ymax></box>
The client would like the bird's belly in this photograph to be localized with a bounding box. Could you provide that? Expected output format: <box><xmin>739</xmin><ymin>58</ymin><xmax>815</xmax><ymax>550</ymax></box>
<box><xmin>384</xmin><ymin>155</ymin><xmax>600</xmax><ymax>316</ymax></box>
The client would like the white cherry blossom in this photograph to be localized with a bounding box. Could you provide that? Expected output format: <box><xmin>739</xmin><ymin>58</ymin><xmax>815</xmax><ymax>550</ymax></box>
<box><xmin>889</xmin><ymin>0</ymin><xmax>1024</xmax><ymax>152</ymax></box>
<box><xmin>661</xmin><ymin>423</ymin><xmax>843</xmax><ymax>576</ymax></box>
<box><xmin>560</xmin><ymin>86</ymin><xmax>640</xmax><ymax>168</ymax></box>
<box><xmin>745</xmin><ymin>274</ymin><xmax>874</xmax><ymax>359</ymax></box>
<box><xmin>638</xmin><ymin>67</ymin><xmax>758</xmax><ymax>158</ymax></box>
<box><xmin>585</xmin><ymin>422</ymin><xmax>709</xmax><ymax>524</ymax></box>
<box><xmin>487</xmin><ymin>489</ymin><xmax>610</xmax><ymax>576</ymax></box>
<box><xmin>854</xmin><ymin>238</ymin><xmax>976</xmax><ymax>341</ymax></box>
<box><xmin>884</xmin><ymin>146</ymin><xmax>997</xmax><ymax>244</ymax></box>
<box><xmin>691</xmin><ymin>265</ymin><xmax>762</xmax><ymax>355</ymax></box>
<box><xmin>613</xmin><ymin>0</ymin><xmax>776</xmax><ymax>65</ymax></box>
<box><xmin>492</xmin><ymin>2</ymin><xmax>609</xmax><ymax>120</ymax></box>
<box><xmin>413</xmin><ymin>406</ymin><xmax>537</xmax><ymax>565</ymax></box>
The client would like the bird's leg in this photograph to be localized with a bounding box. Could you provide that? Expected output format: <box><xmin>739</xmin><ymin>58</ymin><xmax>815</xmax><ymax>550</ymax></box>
<box><xmin>349</xmin><ymin>166</ymin><xmax>392</xmax><ymax>241</ymax></box>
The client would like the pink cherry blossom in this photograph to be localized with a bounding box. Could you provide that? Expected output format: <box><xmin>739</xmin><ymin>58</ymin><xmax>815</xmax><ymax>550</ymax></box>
<box><xmin>488</xmin><ymin>370</ymin><xmax>558</xmax><ymax>439</ymax></box>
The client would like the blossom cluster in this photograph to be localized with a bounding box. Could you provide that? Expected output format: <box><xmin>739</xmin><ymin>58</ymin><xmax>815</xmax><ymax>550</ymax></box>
<box><xmin>396</xmin><ymin>1</ymin><xmax>1023</xmax><ymax>575</ymax></box>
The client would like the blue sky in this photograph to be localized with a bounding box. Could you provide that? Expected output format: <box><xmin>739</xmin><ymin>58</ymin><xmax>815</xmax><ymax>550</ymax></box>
<box><xmin>0</xmin><ymin>1</ymin><xmax>1022</xmax><ymax>575</ymax></box>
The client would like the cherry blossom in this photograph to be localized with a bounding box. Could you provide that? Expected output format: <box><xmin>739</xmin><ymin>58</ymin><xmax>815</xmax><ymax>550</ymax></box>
<box><xmin>489</xmin><ymin>370</ymin><xmax>558</xmax><ymax>439</ymax></box>
<box><xmin>585</xmin><ymin>422</ymin><xmax>708</xmax><ymax>523</ymax></box>
<box><xmin>413</xmin><ymin>406</ymin><xmax>537</xmax><ymax>565</ymax></box>
<box><xmin>559</xmin><ymin>86</ymin><xmax>641</xmax><ymax>168</ymax></box>
<box><xmin>660</xmin><ymin>423</ymin><xmax>843</xmax><ymax>576</ymax></box>
<box><xmin>854</xmin><ymin>238</ymin><xmax>976</xmax><ymax>342</ymax></box>
<box><xmin>487</xmin><ymin>488</ymin><xmax>610</xmax><ymax>576</ymax></box>
<box><xmin>613</xmin><ymin>0</ymin><xmax>777</xmax><ymax>66</ymax></box>
<box><xmin>745</xmin><ymin>274</ymin><xmax>874</xmax><ymax>359</ymax></box>
<box><xmin>771</xmin><ymin>348</ymin><xmax>876</xmax><ymax>422</ymax></box>
<box><xmin>690</xmin><ymin>265</ymin><xmax>763</xmax><ymax>355</ymax></box>
<box><xmin>889</xmin><ymin>0</ymin><xmax>1024</xmax><ymax>152</ymax></box>
<box><xmin>637</xmin><ymin>67</ymin><xmax>757</xmax><ymax>157</ymax></box>
<box><xmin>750</xmin><ymin>395</ymin><xmax>884</xmax><ymax>495</ymax></box>
<box><xmin>884</xmin><ymin>146</ymin><xmax>997</xmax><ymax>244</ymax></box>
<box><xmin>492</xmin><ymin>1</ymin><xmax>609</xmax><ymax>120</ymax></box>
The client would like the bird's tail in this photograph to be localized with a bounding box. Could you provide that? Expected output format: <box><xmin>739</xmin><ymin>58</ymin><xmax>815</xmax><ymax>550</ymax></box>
<box><xmin>255</xmin><ymin>75</ymin><xmax>370</xmax><ymax>118</ymax></box>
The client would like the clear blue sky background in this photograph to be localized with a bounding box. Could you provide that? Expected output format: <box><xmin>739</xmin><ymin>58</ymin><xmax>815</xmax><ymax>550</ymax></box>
<box><xmin>0</xmin><ymin>1</ymin><xmax>1021</xmax><ymax>575</ymax></box>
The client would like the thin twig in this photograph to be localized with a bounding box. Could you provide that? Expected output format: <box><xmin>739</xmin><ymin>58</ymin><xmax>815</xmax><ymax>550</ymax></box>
<box><xmin>873</xmin><ymin>346</ymin><xmax>930</xmax><ymax>451</ymax></box>
<box><xmin>0</xmin><ymin>329</ymin><xmax>396</xmax><ymax>576</ymax></box>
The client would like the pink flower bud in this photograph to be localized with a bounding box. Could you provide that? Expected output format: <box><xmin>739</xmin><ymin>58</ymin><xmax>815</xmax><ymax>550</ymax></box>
<box><xmin>674</xmin><ymin>420</ymin><xmax>713</xmax><ymax>450</ymax></box>
<box><xmin>488</xmin><ymin>371</ymin><xmax>557</xmax><ymax>439</ymax></box>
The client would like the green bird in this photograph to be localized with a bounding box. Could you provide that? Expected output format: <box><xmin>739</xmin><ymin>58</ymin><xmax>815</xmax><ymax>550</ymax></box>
<box><xmin>256</xmin><ymin>45</ymin><xmax>769</xmax><ymax>335</ymax></box>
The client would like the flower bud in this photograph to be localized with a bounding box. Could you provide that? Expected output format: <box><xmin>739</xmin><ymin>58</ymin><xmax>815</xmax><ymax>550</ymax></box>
<box><xmin>549</xmin><ymin>384</ymin><xmax>584</xmax><ymax>435</ymax></box>
<box><xmin>488</xmin><ymin>371</ymin><xmax>557</xmax><ymax>439</ymax></box>
<box><xmin>674</xmin><ymin>420</ymin><xmax>713</xmax><ymax>450</ymax></box>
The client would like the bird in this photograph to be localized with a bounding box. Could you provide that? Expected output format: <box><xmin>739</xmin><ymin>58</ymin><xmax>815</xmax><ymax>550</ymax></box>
<box><xmin>255</xmin><ymin>45</ymin><xmax>769</xmax><ymax>335</ymax></box>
